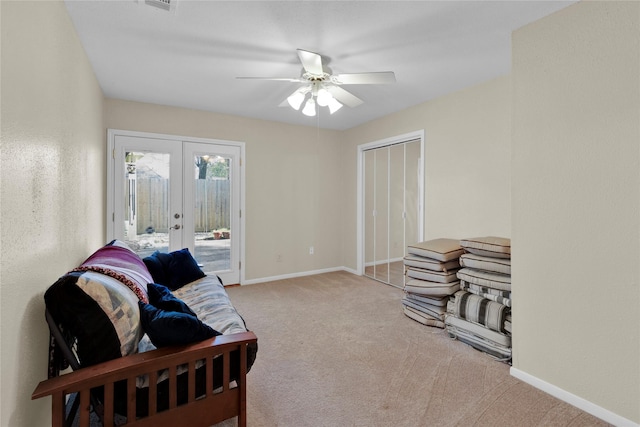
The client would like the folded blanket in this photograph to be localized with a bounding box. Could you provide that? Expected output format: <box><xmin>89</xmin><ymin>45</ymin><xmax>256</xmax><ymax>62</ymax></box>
<box><xmin>407</xmin><ymin>267</ymin><xmax>459</xmax><ymax>283</ymax></box>
<box><xmin>452</xmin><ymin>291</ymin><xmax>509</xmax><ymax>333</ymax></box>
<box><xmin>402</xmin><ymin>297</ymin><xmax>446</xmax><ymax>321</ymax></box>
<box><xmin>404</xmin><ymin>279</ymin><xmax>460</xmax><ymax>297</ymax></box>
<box><xmin>459</xmin><ymin>253</ymin><xmax>511</xmax><ymax>275</ymax></box>
<box><xmin>460</xmin><ymin>280</ymin><xmax>511</xmax><ymax>307</ymax></box>
<box><xmin>456</xmin><ymin>268</ymin><xmax>511</xmax><ymax>292</ymax></box>
<box><xmin>403</xmin><ymin>306</ymin><xmax>445</xmax><ymax>328</ymax></box>
<box><xmin>74</xmin><ymin>244</ymin><xmax>153</xmax><ymax>302</ymax></box>
<box><xmin>403</xmin><ymin>254</ymin><xmax>460</xmax><ymax>273</ymax></box>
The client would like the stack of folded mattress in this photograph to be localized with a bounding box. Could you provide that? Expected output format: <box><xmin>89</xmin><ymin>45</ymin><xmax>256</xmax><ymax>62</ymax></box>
<box><xmin>402</xmin><ymin>238</ymin><xmax>465</xmax><ymax>328</ymax></box>
<box><xmin>445</xmin><ymin>236</ymin><xmax>512</xmax><ymax>361</ymax></box>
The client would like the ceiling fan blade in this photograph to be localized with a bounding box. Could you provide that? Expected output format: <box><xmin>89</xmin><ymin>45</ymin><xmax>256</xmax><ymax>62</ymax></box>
<box><xmin>297</xmin><ymin>49</ymin><xmax>324</xmax><ymax>76</ymax></box>
<box><xmin>236</xmin><ymin>76</ymin><xmax>303</xmax><ymax>83</ymax></box>
<box><xmin>327</xmin><ymin>85</ymin><xmax>364</xmax><ymax>108</ymax></box>
<box><xmin>333</xmin><ymin>72</ymin><xmax>396</xmax><ymax>85</ymax></box>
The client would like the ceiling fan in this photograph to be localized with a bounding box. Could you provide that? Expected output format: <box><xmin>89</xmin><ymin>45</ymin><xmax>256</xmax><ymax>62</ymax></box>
<box><xmin>237</xmin><ymin>49</ymin><xmax>396</xmax><ymax>117</ymax></box>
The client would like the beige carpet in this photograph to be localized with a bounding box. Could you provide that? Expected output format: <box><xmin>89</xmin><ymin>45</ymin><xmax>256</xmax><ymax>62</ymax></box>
<box><xmin>221</xmin><ymin>271</ymin><xmax>610</xmax><ymax>427</ymax></box>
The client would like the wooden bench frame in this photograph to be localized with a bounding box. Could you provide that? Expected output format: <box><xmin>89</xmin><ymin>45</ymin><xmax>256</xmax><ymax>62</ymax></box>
<box><xmin>32</xmin><ymin>331</ymin><xmax>257</xmax><ymax>427</ymax></box>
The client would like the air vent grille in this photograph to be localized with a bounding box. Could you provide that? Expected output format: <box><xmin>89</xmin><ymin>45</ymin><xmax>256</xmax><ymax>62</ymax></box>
<box><xmin>145</xmin><ymin>0</ymin><xmax>172</xmax><ymax>11</ymax></box>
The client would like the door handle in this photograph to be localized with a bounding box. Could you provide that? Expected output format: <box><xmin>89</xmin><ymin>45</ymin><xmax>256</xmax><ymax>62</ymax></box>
<box><xmin>170</xmin><ymin>224</ymin><xmax>181</xmax><ymax>230</ymax></box>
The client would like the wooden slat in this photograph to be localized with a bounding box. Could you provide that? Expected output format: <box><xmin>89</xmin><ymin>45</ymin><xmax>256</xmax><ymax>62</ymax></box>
<box><xmin>51</xmin><ymin>391</ymin><xmax>64</xmax><ymax>427</ymax></box>
<box><xmin>222</xmin><ymin>351</ymin><xmax>230</xmax><ymax>392</ymax></box>
<box><xmin>238</xmin><ymin>346</ymin><xmax>248</xmax><ymax>427</ymax></box>
<box><xmin>104</xmin><ymin>382</ymin><xmax>114</xmax><ymax>427</ymax></box>
<box><xmin>206</xmin><ymin>357</ymin><xmax>213</xmax><ymax>397</ymax></box>
<box><xmin>148</xmin><ymin>371</ymin><xmax>158</xmax><ymax>416</ymax></box>
<box><xmin>79</xmin><ymin>390</ymin><xmax>90</xmax><ymax>427</ymax></box>
<box><xmin>127</xmin><ymin>377</ymin><xmax>136</xmax><ymax>422</ymax></box>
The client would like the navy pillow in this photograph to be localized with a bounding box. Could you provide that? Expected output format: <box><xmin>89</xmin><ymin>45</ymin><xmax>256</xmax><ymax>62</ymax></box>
<box><xmin>138</xmin><ymin>302</ymin><xmax>221</xmax><ymax>348</ymax></box>
<box><xmin>167</xmin><ymin>248</ymin><xmax>206</xmax><ymax>290</ymax></box>
<box><xmin>143</xmin><ymin>251</ymin><xmax>171</xmax><ymax>286</ymax></box>
<box><xmin>146</xmin><ymin>283</ymin><xmax>196</xmax><ymax>317</ymax></box>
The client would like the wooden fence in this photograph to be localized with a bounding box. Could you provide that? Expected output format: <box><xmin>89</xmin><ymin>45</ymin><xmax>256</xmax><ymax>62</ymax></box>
<box><xmin>134</xmin><ymin>178</ymin><xmax>230</xmax><ymax>233</ymax></box>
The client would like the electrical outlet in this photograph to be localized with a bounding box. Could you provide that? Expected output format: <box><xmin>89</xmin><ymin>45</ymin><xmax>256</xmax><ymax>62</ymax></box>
<box><xmin>276</xmin><ymin>253</ymin><xmax>283</xmax><ymax>262</ymax></box>
<box><xmin>309</xmin><ymin>246</ymin><xmax>314</xmax><ymax>255</ymax></box>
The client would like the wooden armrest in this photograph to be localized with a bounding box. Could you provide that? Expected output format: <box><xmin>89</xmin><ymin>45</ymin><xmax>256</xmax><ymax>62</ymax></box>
<box><xmin>32</xmin><ymin>331</ymin><xmax>257</xmax><ymax>400</ymax></box>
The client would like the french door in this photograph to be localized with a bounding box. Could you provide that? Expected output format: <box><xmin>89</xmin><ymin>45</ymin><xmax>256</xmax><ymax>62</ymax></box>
<box><xmin>107</xmin><ymin>130</ymin><xmax>243</xmax><ymax>285</ymax></box>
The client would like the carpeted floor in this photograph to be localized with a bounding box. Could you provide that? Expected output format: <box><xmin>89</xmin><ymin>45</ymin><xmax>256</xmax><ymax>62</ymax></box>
<box><xmin>219</xmin><ymin>271</ymin><xmax>610</xmax><ymax>427</ymax></box>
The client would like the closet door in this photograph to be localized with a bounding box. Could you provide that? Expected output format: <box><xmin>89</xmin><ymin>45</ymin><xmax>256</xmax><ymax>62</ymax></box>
<box><xmin>388</xmin><ymin>144</ymin><xmax>406</xmax><ymax>287</ymax></box>
<box><xmin>363</xmin><ymin>138</ymin><xmax>422</xmax><ymax>288</ymax></box>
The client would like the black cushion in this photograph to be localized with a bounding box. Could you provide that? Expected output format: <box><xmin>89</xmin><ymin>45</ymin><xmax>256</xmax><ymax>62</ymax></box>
<box><xmin>138</xmin><ymin>302</ymin><xmax>221</xmax><ymax>348</ymax></box>
<box><xmin>146</xmin><ymin>282</ymin><xmax>196</xmax><ymax>317</ymax></box>
<box><xmin>142</xmin><ymin>251</ymin><xmax>171</xmax><ymax>286</ymax></box>
<box><xmin>143</xmin><ymin>248</ymin><xmax>205</xmax><ymax>291</ymax></box>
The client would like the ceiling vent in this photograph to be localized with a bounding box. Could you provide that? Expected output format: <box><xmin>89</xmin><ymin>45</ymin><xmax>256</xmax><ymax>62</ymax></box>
<box><xmin>145</xmin><ymin>0</ymin><xmax>173</xmax><ymax>12</ymax></box>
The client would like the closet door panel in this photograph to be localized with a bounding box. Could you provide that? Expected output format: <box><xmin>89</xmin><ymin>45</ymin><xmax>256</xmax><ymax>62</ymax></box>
<box><xmin>374</xmin><ymin>148</ymin><xmax>390</xmax><ymax>283</ymax></box>
<box><xmin>364</xmin><ymin>150</ymin><xmax>376</xmax><ymax>279</ymax></box>
<box><xmin>404</xmin><ymin>141</ymin><xmax>421</xmax><ymax>247</ymax></box>
<box><xmin>389</xmin><ymin>144</ymin><xmax>406</xmax><ymax>287</ymax></box>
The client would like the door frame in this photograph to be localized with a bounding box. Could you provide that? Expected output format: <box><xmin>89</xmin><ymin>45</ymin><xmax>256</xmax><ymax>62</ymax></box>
<box><xmin>107</xmin><ymin>129</ymin><xmax>246</xmax><ymax>284</ymax></box>
<box><xmin>356</xmin><ymin>130</ymin><xmax>425</xmax><ymax>277</ymax></box>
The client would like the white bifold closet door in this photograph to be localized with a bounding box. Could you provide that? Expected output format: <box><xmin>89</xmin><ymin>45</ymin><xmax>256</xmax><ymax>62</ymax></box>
<box><xmin>364</xmin><ymin>139</ymin><xmax>421</xmax><ymax>288</ymax></box>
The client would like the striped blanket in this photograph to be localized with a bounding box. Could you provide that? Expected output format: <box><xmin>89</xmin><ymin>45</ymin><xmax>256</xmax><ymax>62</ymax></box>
<box><xmin>460</xmin><ymin>280</ymin><xmax>511</xmax><ymax>308</ymax></box>
<box><xmin>452</xmin><ymin>290</ymin><xmax>510</xmax><ymax>333</ymax></box>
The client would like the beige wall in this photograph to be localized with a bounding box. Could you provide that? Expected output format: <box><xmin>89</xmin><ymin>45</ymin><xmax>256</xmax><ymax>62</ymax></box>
<box><xmin>0</xmin><ymin>1</ymin><xmax>105</xmax><ymax>426</ymax></box>
<box><xmin>512</xmin><ymin>1</ymin><xmax>640</xmax><ymax>423</ymax></box>
<box><xmin>104</xmin><ymin>99</ymin><xmax>345</xmax><ymax>281</ymax></box>
<box><xmin>341</xmin><ymin>76</ymin><xmax>512</xmax><ymax>270</ymax></box>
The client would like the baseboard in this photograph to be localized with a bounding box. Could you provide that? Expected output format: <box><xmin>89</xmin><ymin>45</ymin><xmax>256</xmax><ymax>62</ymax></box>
<box><xmin>510</xmin><ymin>367</ymin><xmax>639</xmax><ymax>427</ymax></box>
<box><xmin>242</xmin><ymin>266</ymin><xmax>356</xmax><ymax>285</ymax></box>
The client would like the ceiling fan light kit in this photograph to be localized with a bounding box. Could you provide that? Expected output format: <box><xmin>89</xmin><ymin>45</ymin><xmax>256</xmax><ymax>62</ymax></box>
<box><xmin>238</xmin><ymin>49</ymin><xmax>395</xmax><ymax>118</ymax></box>
<box><xmin>302</xmin><ymin>97</ymin><xmax>317</xmax><ymax>117</ymax></box>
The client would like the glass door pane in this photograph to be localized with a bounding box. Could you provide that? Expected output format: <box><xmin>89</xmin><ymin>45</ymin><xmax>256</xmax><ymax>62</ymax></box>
<box><xmin>192</xmin><ymin>153</ymin><xmax>231</xmax><ymax>273</ymax></box>
<box><xmin>113</xmin><ymin>135</ymin><xmax>183</xmax><ymax>258</ymax></box>
<box><xmin>183</xmin><ymin>142</ymin><xmax>241</xmax><ymax>285</ymax></box>
<box><xmin>123</xmin><ymin>151</ymin><xmax>171</xmax><ymax>257</ymax></box>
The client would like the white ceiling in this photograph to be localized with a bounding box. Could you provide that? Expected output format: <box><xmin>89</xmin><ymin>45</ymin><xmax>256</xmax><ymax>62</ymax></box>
<box><xmin>64</xmin><ymin>0</ymin><xmax>575</xmax><ymax>131</ymax></box>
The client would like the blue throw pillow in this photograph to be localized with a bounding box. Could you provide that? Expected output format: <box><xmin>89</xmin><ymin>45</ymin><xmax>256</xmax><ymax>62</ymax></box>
<box><xmin>167</xmin><ymin>248</ymin><xmax>206</xmax><ymax>290</ymax></box>
<box><xmin>138</xmin><ymin>302</ymin><xmax>221</xmax><ymax>348</ymax></box>
<box><xmin>146</xmin><ymin>283</ymin><xmax>196</xmax><ymax>317</ymax></box>
<box><xmin>143</xmin><ymin>251</ymin><xmax>171</xmax><ymax>286</ymax></box>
